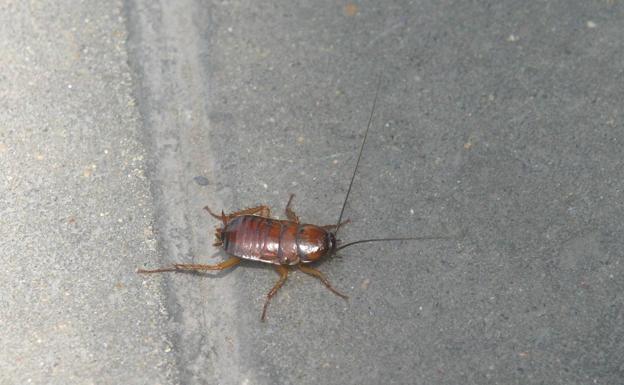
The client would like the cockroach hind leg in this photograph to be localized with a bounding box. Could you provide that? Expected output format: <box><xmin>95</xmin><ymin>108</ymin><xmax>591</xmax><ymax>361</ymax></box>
<box><xmin>137</xmin><ymin>257</ymin><xmax>241</xmax><ymax>274</ymax></box>
<box><xmin>298</xmin><ymin>264</ymin><xmax>348</xmax><ymax>299</ymax></box>
<box><xmin>172</xmin><ymin>257</ymin><xmax>241</xmax><ymax>272</ymax></box>
<box><xmin>261</xmin><ymin>265</ymin><xmax>289</xmax><ymax>322</ymax></box>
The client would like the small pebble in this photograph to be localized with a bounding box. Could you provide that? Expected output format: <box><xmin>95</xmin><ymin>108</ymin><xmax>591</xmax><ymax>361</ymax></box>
<box><xmin>193</xmin><ymin>175</ymin><xmax>210</xmax><ymax>186</ymax></box>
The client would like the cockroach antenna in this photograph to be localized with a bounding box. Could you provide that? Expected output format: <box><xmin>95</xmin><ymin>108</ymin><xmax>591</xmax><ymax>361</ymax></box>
<box><xmin>332</xmin><ymin>73</ymin><xmax>450</xmax><ymax>250</ymax></box>
<box><xmin>334</xmin><ymin>73</ymin><xmax>383</xmax><ymax>237</ymax></box>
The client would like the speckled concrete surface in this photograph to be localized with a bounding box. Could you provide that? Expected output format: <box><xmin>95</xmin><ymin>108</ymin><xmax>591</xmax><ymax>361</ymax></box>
<box><xmin>3</xmin><ymin>0</ymin><xmax>623</xmax><ymax>384</ymax></box>
<box><xmin>127</xmin><ymin>1</ymin><xmax>624</xmax><ymax>384</ymax></box>
<box><xmin>0</xmin><ymin>1</ymin><xmax>175</xmax><ymax>384</ymax></box>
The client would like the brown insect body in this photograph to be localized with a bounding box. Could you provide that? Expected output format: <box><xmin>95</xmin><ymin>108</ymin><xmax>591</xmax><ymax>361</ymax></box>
<box><xmin>218</xmin><ymin>215</ymin><xmax>335</xmax><ymax>265</ymax></box>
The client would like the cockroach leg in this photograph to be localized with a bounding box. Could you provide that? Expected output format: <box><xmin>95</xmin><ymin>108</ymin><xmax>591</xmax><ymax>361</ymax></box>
<box><xmin>137</xmin><ymin>256</ymin><xmax>241</xmax><ymax>274</ymax></box>
<box><xmin>321</xmin><ymin>219</ymin><xmax>351</xmax><ymax>231</ymax></box>
<box><xmin>261</xmin><ymin>264</ymin><xmax>289</xmax><ymax>322</ymax></box>
<box><xmin>284</xmin><ymin>194</ymin><xmax>299</xmax><ymax>223</ymax></box>
<box><xmin>298</xmin><ymin>264</ymin><xmax>348</xmax><ymax>299</ymax></box>
<box><xmin>205</xmin><ymin>205</ymin><xmax>271</xmax><ymax>221</ymax></box>
<box><xmin>232</xmin><ymin>205</ymin><xmax>270</xmax><ymax>218</ymax></box>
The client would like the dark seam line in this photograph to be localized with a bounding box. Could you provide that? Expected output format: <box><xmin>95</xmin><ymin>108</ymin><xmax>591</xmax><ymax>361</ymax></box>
<box><xmin>261</xmin><ymin>218</ymin><xmax>273</xmax><ymax>260</ymax></box>
<box><xmin>295</xmin><ymin>224</ymin><xmax>303</xmax><ymax>263</ymax></box>
<box><xmin>258</xmin><ymin>217</ymin><xmax>266</xmax><ymax>259</ymax></box>
<box><xmin>277</xmin><ymin>221</ymin><xmax>286</xmax><ymax>264</ymax></box>
<box><xmin>245</xmin><ymin>217</ymin><xmax>260</xmax><ymax>259</ymax></box>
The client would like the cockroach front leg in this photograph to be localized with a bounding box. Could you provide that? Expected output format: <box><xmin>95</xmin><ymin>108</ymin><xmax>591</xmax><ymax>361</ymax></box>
<box><xmin>284</xmin><ymin>194</ymin><xmax>299</xmax><ymax>223</ymax></box>
<box><xmin>137</xmin><ymin>256</ymin><xmax>241</xmax><ymax>274</ymax></box>
<box><xmin>261</xmin><ymin>264</ymin><xmax>289</xmax><ymax>322</ymax></box>
<box><xmin>298</xmin><ymin>264</ymin><xmax>348</xmax><ymax>299</ymax></box>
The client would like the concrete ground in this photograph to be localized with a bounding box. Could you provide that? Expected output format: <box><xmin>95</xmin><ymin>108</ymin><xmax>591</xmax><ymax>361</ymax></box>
<box><xmin>1</xmin><ymin>0</ymin><xmax>622</xmax><ymax>384</ymax></box>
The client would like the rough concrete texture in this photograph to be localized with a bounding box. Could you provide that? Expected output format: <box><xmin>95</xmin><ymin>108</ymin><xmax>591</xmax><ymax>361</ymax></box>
<box><xmin>0</xmin><ymin>1</ymin><xmax>175</xmax><ymax>384</ymax></box>
<box><xmin>126</xmin><ymin>0</ymin><xmax>624</xmax><ymax>384</ymax></box>
<box><xmin>3</xmin><ymin>0</ymin><xmax>623</xmax><ymax>384</ymax></box>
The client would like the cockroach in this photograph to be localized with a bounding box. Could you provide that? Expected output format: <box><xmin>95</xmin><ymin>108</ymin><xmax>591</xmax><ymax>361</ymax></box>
<box><xmin>138</xmin><ymin>76</ymin><xmax>448</xmax><ymax>321</ymax></box>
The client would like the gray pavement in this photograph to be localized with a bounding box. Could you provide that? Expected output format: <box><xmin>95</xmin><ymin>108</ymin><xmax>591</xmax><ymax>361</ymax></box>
<box><xmin>0</xmin><ymin>1</ymin><xmax>175</xmax><ymax>384</ymax></box>
<box><xmin>2</xmin><ymin>0</ymin><xmax>623</xmax><ymax>384</ymax></box>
